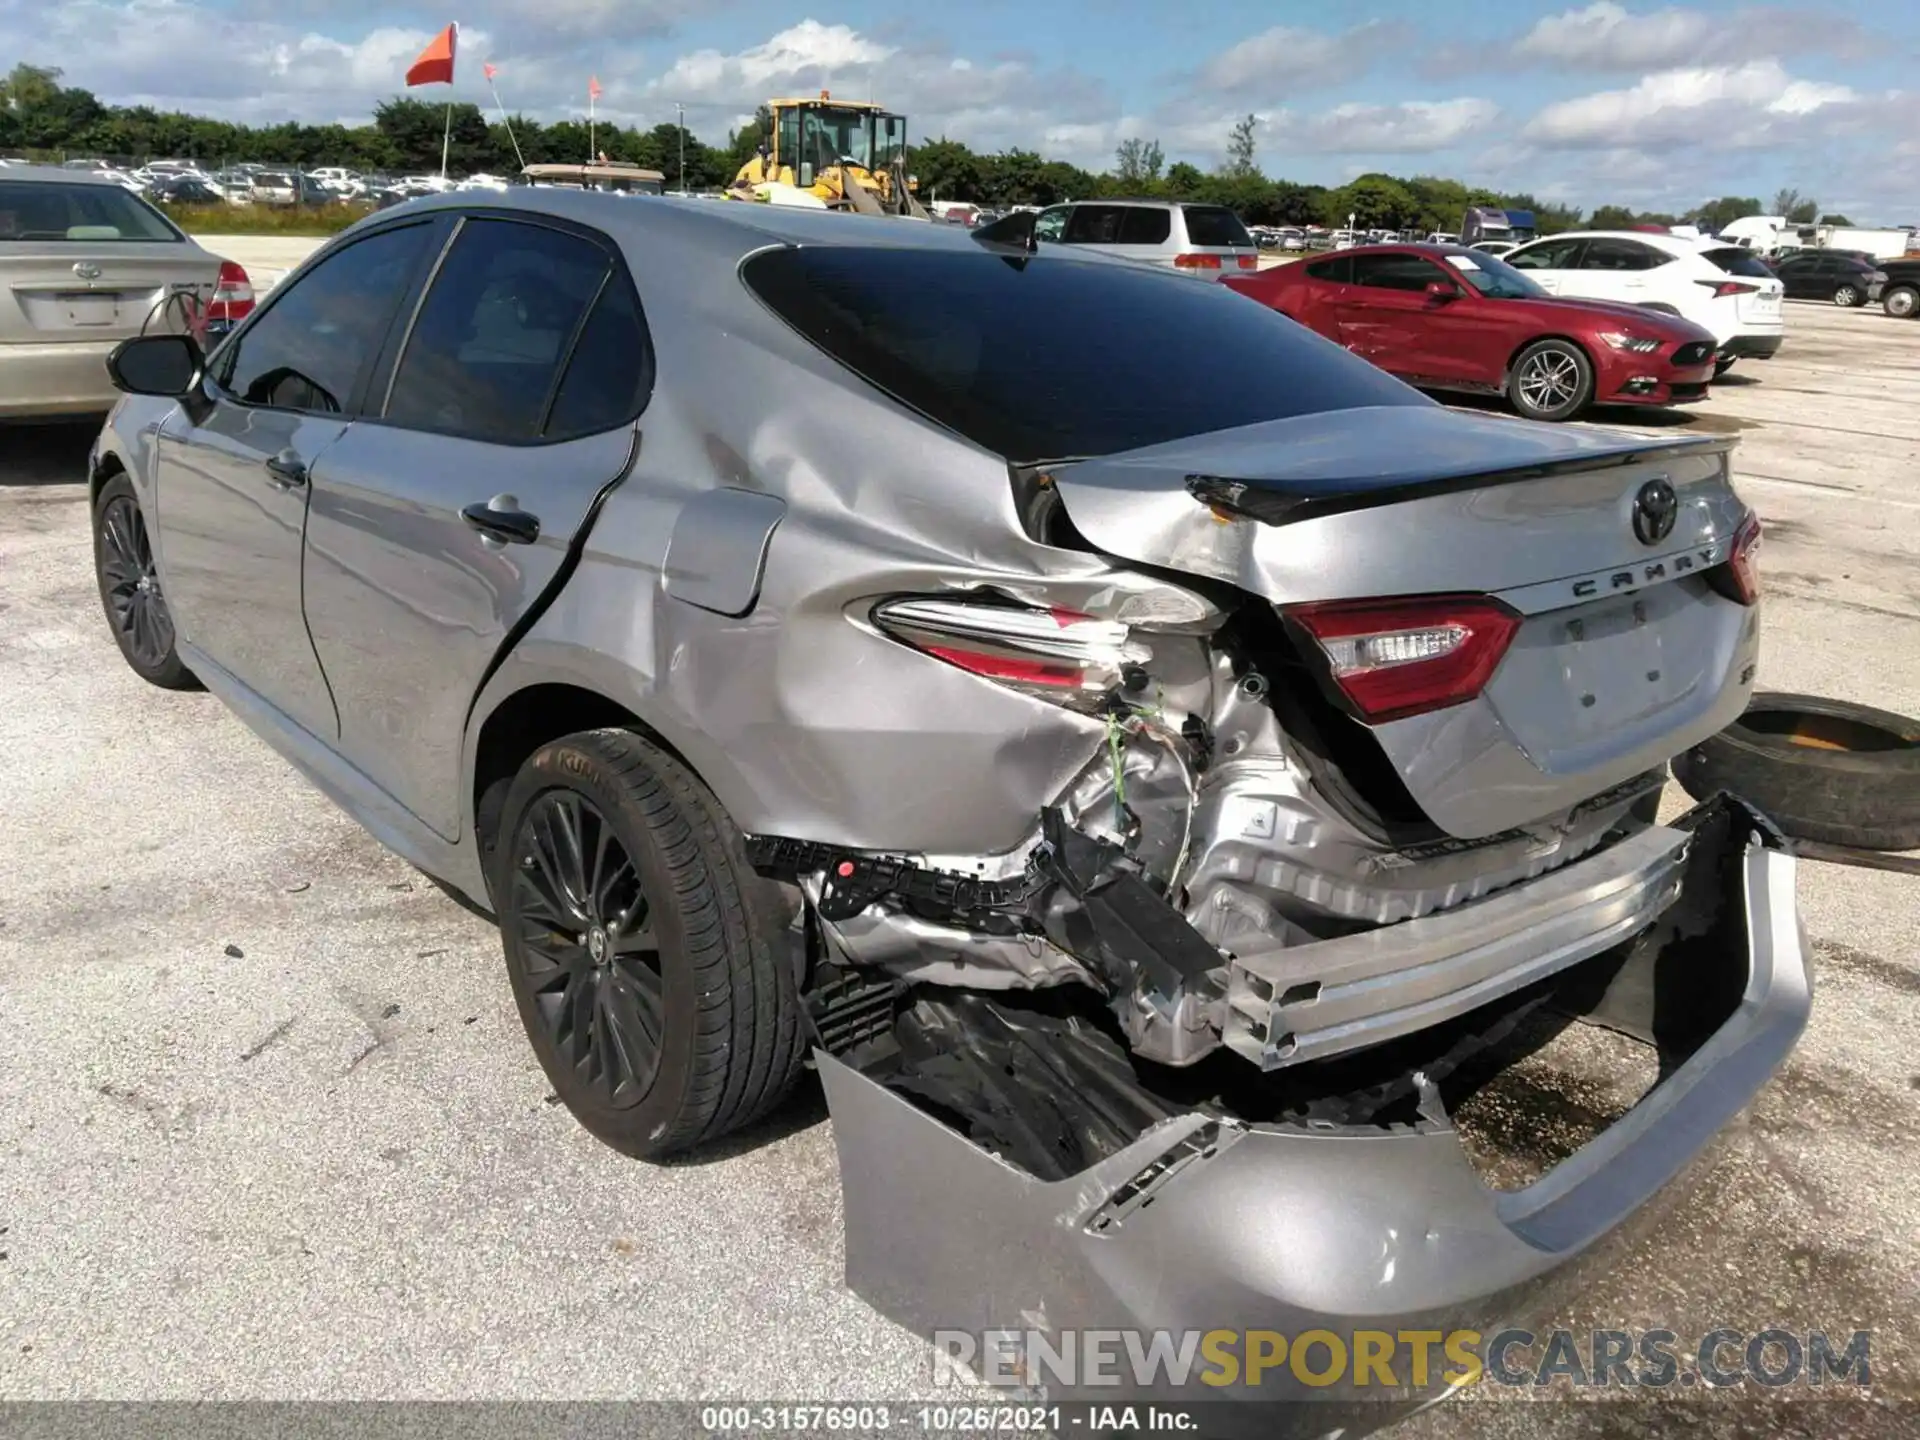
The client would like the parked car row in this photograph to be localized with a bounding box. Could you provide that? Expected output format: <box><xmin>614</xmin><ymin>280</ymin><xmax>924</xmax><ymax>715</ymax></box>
<box><xmin>78</xmin><ymin>188</ymin><xmax>1802</xmax><ymax>1411</ymax></box>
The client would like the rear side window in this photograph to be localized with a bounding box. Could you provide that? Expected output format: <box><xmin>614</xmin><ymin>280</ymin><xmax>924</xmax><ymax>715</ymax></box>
<box><xmin>742</xmin><ymin>245</ymin><xmax>1425</xmax><ymax>463</ymax></box>
<box><xmin>385</xmin><ymin>218</ymin><xmax>612</xmax><ymax>442</ymax></box>
<box><xmin>1701</xmin><ymin>246</ymin><xmax>1778</xmax><ymax>278</ymax></box>
<box><xmin>1063</xmin><ymin>205</ymin><xmax>1127</xmax><ymax>244</ymax></box>
<box><xmin>0</xmin><ymin>180</ymin><xmax>180</xmax><ymax>242</ymax></box>
<box><xmin>1117</xmin><ymin>207</ymin><xmax>1172</xmax><ymax>245</ymax></box>
<box><xmin>542</xmin><ymin>269</ymin><xmax>653</xmax><ymax>440</ymax></box>
<box><xmin>1182</xmin><ymin>205</ymin><xmax>1254</xmax><ymax>249</ymax></box>
<box><xmin>1305</xmin><ymin>255</ymin><xmax>1353</xmax><ymax>283</ymax></box>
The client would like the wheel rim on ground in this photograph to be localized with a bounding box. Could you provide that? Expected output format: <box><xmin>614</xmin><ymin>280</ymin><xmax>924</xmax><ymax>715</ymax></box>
<box><xmin>1835</xmin><ymin>285</ymin><xmax>1859</xmax><ymax>307</ymax></box>
<box><xmin>1890</xmin><ymin>290</ymin><xmax>1918</xmax><ymax>318</ymax></box>
<box><xmin>1517</xmin><ymin>348</ymin><xmax>1579</xmax><ymax>413</ymax></box>
<box><xmin>511</xmin><ymin>789</ymin><xmax>666</xmax><ymax>1107</ymax></box>
<box><xmin>98</xmin><ymin>494</ymin><xmax>176</xmax><ymax>670</ymax></box>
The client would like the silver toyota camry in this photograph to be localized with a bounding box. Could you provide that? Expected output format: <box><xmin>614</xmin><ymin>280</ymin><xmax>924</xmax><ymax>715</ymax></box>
<box><xmin>89</xmin><ymin>190</ymin><xmax>1806</xmax><ymax>1415</ymax></box>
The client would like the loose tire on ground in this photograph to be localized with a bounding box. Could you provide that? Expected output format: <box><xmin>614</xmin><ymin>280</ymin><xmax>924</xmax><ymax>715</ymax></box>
<box><xmin>492</xmin><ymin>728</ymin><xmax>806</xmax><ymax>1158</ymax></box>
<box><xmin>1671</xmin><ymin>692</ymin><xmax>1920</xmax><ymax>852</ymax></box>
<box><xmin>92</xmin><ymin>472</ymin><xmax>199</xmax><ymax>691</ymax></box>
<box><xmin>1507</xmin><ymin>339</ymin><xmax>1595</xmax><ymax>422</ymax></box>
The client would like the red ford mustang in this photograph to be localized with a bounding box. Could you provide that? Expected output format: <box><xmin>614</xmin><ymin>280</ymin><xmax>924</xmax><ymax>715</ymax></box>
<box><xmin>1225</xmin><ymin>243</ymin><xmax>1720</xmax><ymax>422</ymax></box>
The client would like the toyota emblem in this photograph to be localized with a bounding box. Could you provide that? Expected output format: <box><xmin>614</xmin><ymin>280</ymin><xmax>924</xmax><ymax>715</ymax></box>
<box><xmin>1631</xmin><ymin>477</ymin><xmax>1678</xmax><ymax>547</ymax></box>
<box><xmin>72</xmin><ymin>261</ymin><xmax>102</xmax><ymax>280</ymax></box>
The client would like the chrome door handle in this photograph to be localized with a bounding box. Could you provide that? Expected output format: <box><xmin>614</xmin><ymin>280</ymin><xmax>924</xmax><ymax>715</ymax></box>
<box><xmin>461</xmin><ymin>496</ymin><xmax>541</xmax><ymax>545</ymax></box>
<box><xmin>264</xmin><ymin>450</ymin><xmax>307</xmax><ymax>488</ymax></box>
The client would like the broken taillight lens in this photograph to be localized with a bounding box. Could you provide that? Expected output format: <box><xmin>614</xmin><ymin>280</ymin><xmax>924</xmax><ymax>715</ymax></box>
<box><xmin>1287</xmin><ymin>594</ymin><xmax>1522</xmax><ymax>724</ymax></box>
<box><xmin>1708</xmin><ymin>512</ymin><xmax>1762</xmax><ymax>606</ymax></box>
<box><xmin>870</xmin><ymin>597</ymin><xmax>1149</xmax><ymax>712</ymax></box>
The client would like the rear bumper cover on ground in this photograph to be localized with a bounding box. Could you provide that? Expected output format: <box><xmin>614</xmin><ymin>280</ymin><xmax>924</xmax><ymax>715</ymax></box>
<box><xmin>1719</xmin><ymin>333</ymin><xmax>1784</xmax><ymax>360</ymax></box>
<box><xmin>820</xmin><ymin>795</ymin><xmax>1807</xmax><ymax>1421</ymax></box>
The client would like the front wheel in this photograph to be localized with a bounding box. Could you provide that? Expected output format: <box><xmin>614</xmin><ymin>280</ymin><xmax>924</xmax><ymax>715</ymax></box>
<box><xmin>1507</xmin><ymin>339</ymin><xmax>1593</xmax><ymax>422</ymax></box>
<box><xmin>1884</xmin><ymin>285</ymin><xmax>1919</xmax><ymax>319</ymax></box>
<box><xmin>1832</xmin><ymin>284</ymin><xmax>1862</xmax><ymax>307</ymax></box>
<box><xmin>92</xmin><ymin>473</ymin><xmax>199</xmax><ymax>690</ymax></box>
<box><xmin>492</xmin><ymin>728</ymin><xmax>805</xmax><ymax>1159</ymax></box>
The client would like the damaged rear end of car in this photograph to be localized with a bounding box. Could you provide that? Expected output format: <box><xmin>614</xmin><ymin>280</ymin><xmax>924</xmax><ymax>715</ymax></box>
<box><xmin>724</xmin><ymin>236</ymin><xmax>1804</xmax><ymax>1414</ymax></box>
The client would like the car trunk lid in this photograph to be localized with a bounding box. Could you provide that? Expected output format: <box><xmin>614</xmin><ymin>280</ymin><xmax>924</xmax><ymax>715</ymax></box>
<box><xmin>1046</xmin><ymin>405</ymin><xmax>1759</xmax><ymax>837</ymax></box>
<box><xmin>1</xmin><ymin>241</ymin><xmax>222</xmax><ymax>343</ymax></box>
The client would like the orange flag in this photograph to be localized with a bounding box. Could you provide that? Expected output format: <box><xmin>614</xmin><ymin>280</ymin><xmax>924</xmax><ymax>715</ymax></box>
<box><xmin>406</xmin><ymin>23</ymin><xmax>458</xmax><ymax>87</ymax></box>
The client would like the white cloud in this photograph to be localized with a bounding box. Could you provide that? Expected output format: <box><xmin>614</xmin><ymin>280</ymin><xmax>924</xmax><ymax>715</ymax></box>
<box><xmin>1287</xmin><ymin>98</ymin><xmax>1502</xmax><ymax>154</ymax></box>
<box><xmin>1528</xmin><ymin>59</ymin><xmax>1860</xmax><ymax>146</ymax></box>
<box><xmin>1197</xmin><ymin>21</ymin><xmax>1401</xmax><ymax>95</ymax></box>
<box><xmin>1510</xmin><ymin>3</ymin><xmax>1868</xmax><ymax>72</ymax></box>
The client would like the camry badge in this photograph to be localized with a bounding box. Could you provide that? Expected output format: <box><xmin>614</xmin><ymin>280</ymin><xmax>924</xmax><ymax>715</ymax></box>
<box><xmin>72</xmin><ymin>261</ymin><xmax>102</xmax><ymax>280</ymax></box>
<box><xmin>1631</xmin><ymin>477</ymin><xmax>1678</xmax><ymax>547</ymax></box>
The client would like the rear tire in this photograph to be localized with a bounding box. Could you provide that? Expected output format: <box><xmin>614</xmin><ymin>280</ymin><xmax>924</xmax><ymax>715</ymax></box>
<box><xmin>1507</xmin><ymin>339</ymin><xmax>1594</xmax><ymax>422</ymax></box>
<box><xmin>92</xmin><ymin>473</ymin><xmax>199</xmax><ymax>691</ymax></box>
<box><xmin>493</xmin><ymin>728</ymin><xmax>806</xmax><ymax>1159</ymax></box>
<box><xmin>1671</xmin><ymin>693</ymin><xmax>1920</xmax><ymax>852</ymax></box>
<box><xmin>1884</xmin><ymin>285</ymin><xmax>1919</xmax><ymax>319</ymax></box>
<box><xmin>1832</xmin><ymin>284</ymin><xmax>1862</xmax><ymax>307</ymax></box>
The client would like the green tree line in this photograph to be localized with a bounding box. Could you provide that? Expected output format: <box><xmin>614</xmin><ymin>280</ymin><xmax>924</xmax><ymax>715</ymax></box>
<box><xmin>2</xmin><ymin>64</ymin><xmax>1850</xmax><ymax>231</ymax></box>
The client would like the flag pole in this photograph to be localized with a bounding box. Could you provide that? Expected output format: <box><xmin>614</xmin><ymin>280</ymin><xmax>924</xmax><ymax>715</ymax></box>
<box><xmin>486</xmin><ymin>72</ymin><xmax>525</xmax><ymax>170</ymax></box>
<box><xmin>439</xmin><ymin>21</ymin><xmax>460</xmax><ymax>181</ymax></box>
<box><xmin>589</xmin><ymin>83</ymin><xmax>597</xmax><ymax>163</ymax></box>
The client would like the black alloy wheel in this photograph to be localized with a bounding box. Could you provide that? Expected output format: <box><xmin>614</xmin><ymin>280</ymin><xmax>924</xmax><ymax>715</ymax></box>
<box><xmin>494</xmin><ymin>728</ymin><xmax>805</xmax><ymax>1159</ymax></box>
<box><xmin>92</xmin><ymin>474</ymin><xmax>198</xmax><ymax>690</ymax></box>
<box><xmin>509</xmin><ymin>788</ymin><xmax>666</xmax><ymax>1106</ymax></box>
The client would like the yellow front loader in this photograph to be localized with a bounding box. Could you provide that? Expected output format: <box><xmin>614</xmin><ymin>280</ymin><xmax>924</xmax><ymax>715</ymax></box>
<box><xmin>730</xmin><ymin>92</ymin><xmax>930</xmax><ymax>218</ymax></box>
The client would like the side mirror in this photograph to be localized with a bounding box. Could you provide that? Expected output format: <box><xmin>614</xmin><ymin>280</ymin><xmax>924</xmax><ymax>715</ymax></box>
<box><xmin>106</xmin><ymin>333</ymin><xmax>203</xmax><ymax>397</ymax></box>
<box><xmin>1426</xmin><ymin>280</ymin><xmax>1463</xmax><ymax>300</ymax></box>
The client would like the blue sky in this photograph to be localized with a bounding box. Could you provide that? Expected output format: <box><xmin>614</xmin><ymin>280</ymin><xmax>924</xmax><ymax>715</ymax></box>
<box><xmin>4</xmin><ymin>0</ymin><xmax>1915</xmax><ymax>217</ymax></box>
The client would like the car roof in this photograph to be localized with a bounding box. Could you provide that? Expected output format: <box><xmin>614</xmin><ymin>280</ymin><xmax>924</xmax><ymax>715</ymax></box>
<box><xmin>1514</xmin><ymin>229</ymin><xmax>1714</xmax><ymax>254</ymax></box>
<box><xmin>355</xmin><ymin>187</ymin><xmax>1072</xmax><ymax>264</ymax></box>
<box><xmin>1063</xmin><ymin>197</ymin><xmax>1229</xmax><ymax>209</ymax></box>
<box><xmin>0</xmin><ymin>164</ymin><xmax>131</xmax><ymax>187</ymax></box>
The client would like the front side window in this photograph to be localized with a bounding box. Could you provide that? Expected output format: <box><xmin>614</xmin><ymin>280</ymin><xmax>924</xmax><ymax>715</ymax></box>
<box><xmin>742</xmin><ymin>245</ymin><xmax>1426</xmax><ymax>464</ymax></box>
<box><xmin>217</xmin><ymin>221</ymin><xmax>436</xmax><ymax>414</ymax></box>
<box><xmin>1350</xmin><ymin>253</ymin><xmax>1449</xmax><ymax>291</ymax></box>
<box><xmin>1506</xmin><ymin>238</ymin><xmax>1583</xmax><ymax>270</ymax></box>
<box><xmin>1579</xmin><ymin>238</ymin><xmax>1667</xmax><ymax>271</ymax></box>
<box><xmin>383</xmin><ymin>218</ymin><xmax>613</xmax><ymax>443</ymax></box>
<box><xmin>0</xmin><ymin>181</ymin><xmax>181</xmax><ymax>243</ymax></box>
<box><xmin>1033</xmin><ymin>207</ymin><xmax>1068</xmax><ymax>242</ymax></box>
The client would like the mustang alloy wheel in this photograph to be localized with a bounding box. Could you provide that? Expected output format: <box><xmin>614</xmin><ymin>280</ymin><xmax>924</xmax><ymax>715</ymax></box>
<box><xmin>493</xmin><ymin>728</ymin><xmax>805</xmax><ymax>1159</ymax></box>
<box><xmin>92</xmin><ymin>473</ymin><xmax>198</xmax><ymax>690</ymax></box>
<box><xmin>1507</xmin><ymin>339</ymin><xmax>1594</xmax><ymax>422</ymax></box>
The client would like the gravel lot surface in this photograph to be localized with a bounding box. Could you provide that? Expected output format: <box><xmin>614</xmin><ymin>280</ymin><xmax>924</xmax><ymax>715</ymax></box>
<box><xmin>1</xmin><ymin>294</ymin><xmax>1914</xmax><ymax>1435</ymax></box>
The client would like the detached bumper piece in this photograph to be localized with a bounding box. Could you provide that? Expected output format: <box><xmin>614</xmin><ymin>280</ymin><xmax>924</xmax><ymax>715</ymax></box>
<box><xmin>819</xmin><ymin>795</ymin><xmax>1809</xmax><ymax>1419</ymax></box>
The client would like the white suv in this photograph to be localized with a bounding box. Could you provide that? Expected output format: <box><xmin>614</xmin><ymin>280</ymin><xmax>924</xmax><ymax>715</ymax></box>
<box><xmin>1030</xmin><ymin>199</ymin><xmax>1259</xmax><ymax>277</ymax></box>
<box><xmin>1503</xmin><ymin>230</ymin><xmax>1784</xmax><ymax>375</ymax></box>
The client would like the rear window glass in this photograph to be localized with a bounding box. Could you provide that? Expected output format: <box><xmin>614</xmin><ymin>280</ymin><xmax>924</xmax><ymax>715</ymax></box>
<box><xmin>1701</xmin><ymin>247</ymin><xmax>1777</xmax><ymax>278</ymax></box>
<box><xmin>0</xmin><ymin>180</ymin><xmax>181</xmax><ymax>242</ymax></box>
<box><xmin>1182</xmin><ymin>205</ymin><xmax>1254</xmax><ymax>249</ymax></box>
<box><xmin>742</xmin><ymin>246</ymin><xmax>1425</xmax><ymax>463</ymax></box>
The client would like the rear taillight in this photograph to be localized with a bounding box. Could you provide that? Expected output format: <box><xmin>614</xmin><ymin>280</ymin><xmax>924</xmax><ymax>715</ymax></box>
<box><xmin>1172</xmin><ymin>253</ymin><xmax>1222</xmax><ymax>270</ymax></box>
<box><xmin>870</xmin><ymin>597</ymin><xmax>1149</xmax><ymax>712</ymax></box>
<box><xmin>1237</xmin><ymin>255</ymin><xmax>1258</xmax><ymax>269</ymax></box>
<box><xmin>1288</xmin><ymin>595</ymin><xmax>1521</xmax><ymax>724</ymax></box>
<box><xmin>1697</xmin><ymin>279</ymin><xmax>1759</xmax><ymax>298</ymax></box>
<box><xmin>1708</xmin><ymin>513</ymin><xmax>1762</xmax><ymax>606</ymax></box>
<box><xmin>206</xmin><ymin>260</ymin><xmax>255</xmax><ymax>321</ymax></box>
